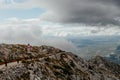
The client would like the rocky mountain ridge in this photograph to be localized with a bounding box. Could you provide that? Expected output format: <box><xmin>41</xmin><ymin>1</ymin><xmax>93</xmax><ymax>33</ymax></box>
<box><xmin>0</xmin><ymin>44</ymin><xmax>119</xmax><ymax>80</ymax></box>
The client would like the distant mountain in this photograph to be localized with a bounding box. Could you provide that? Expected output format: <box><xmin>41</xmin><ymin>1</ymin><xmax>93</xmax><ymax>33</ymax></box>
<box><xmin>116</xmin><ymin>45</ymin><xmax>120</xmax><ymax>54</ymax></box>
<box><xmin>105</xmin><ymin>45</ymin><xmax>120</xmax><ymax>64</ymax></box>
<box><xmin>0</xmin><ymin>44</ymin><xmax>119</xmax><ymax>80</ymax></box>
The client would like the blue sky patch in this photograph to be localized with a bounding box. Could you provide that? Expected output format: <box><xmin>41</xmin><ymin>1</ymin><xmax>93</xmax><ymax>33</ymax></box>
<box><xmin>0</xmin><ymin>8</ymin><xmax>46</xmax><ymax>20</ymax></box>
<box><xmin>5</xmin><ymin>0</ymin><xmax>27</xmax><ymax>4</ymax></box>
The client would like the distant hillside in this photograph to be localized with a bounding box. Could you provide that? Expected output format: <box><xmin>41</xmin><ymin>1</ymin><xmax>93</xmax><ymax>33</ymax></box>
<box><xmin>0</xmin><ymin>44</ymin><xmax>119</xmax><ymax>80</ymax></box>
<box><xmin>105</xmin><ymin>45</ymin><xmax>120</xmax><ymax>64</ymax></box>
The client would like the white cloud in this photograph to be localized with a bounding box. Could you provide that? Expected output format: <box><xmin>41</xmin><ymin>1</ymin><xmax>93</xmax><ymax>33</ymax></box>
<box><xmin>0</xmin><ymin>0</ymin><xmax>119</xmax><ymax>36</ymax></box>
<box><xmin>0</xmin><ymin>17</ymin><xmax>78</xmax><ymax>53</ymax></box>
<box><xmin>0</xmin><ymin>17</ymin><xmax>120</xmax><ymax>56</ymax></box>
<box><xmin>1</xmin><ymin>17</ymin><xmax>120</xmax><ymax>41</ymax></box>
<box><xmin>0</xmin><ymin>18</ymin><xmax>41</xmax><ymax>43</ymax></box>
<box><xmin>41</xmin><ymin>23</ymin><xmax>120</xmax><ymax>37</ymax></box>
<box><xmin>42</xmin><ymin>38</ymin><xmax>78</xmax><ymax>53</ymax></box>
<box><xmin>0</xmin><ymin>0</ymin><xmax>39</xmax><ymax>9</ymax></box>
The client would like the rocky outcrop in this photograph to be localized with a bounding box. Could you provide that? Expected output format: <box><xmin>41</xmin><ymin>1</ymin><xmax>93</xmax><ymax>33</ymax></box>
<box><xmin>89</xmin><ymin>56</ymin><xmax>120</xmax><ymax>79</ymax></box>
<box><xmin>0</xmin><ymin>44</ymin><xmax>119</xmax><ymax>80</ymax></box>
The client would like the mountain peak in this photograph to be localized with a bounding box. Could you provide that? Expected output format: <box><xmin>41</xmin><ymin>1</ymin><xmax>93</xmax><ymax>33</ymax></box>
<box><xmin>0</xmin><ymin>44</ymin><xmax>119</xmax><ymax>80</ymax></box>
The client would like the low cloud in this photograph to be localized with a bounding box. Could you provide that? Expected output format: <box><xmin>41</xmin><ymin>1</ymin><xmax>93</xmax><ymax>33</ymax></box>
<box><xmin>41</xmin><ymin>38</ymin><xmax>78</xmax><ymax>53</ymax></box>
<box><xmin>0</xmin><ymin>18</ymin><xmax>78</xmax><ymax>54</ymax></box>
<box><xmin>0</xmin><ymin>18</ymin><xmax>42</xmax><ymax>44</ymax></box>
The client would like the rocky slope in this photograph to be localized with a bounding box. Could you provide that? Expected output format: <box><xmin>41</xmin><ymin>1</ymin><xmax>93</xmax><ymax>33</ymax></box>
<box><xmin>0</xmin><ymin>44</ymin><xmax>120</xmax><ymax>80</ymax></box>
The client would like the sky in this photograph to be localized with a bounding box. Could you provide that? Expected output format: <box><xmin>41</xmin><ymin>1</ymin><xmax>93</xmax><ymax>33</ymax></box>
<box><xmin>1</xmin><ymin>0</ymin><xmax>120</xmax><ymax>54</ymax></box>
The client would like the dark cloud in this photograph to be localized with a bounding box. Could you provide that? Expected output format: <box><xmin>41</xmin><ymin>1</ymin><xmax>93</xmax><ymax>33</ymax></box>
<box><xmin>40</xmin><ymin>0</ymin><xmax>120</xmax><ymax>25</ymax></box>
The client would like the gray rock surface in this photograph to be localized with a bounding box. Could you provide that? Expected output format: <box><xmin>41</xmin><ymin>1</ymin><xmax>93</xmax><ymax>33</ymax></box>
<box><xmin>0</xmin><ymin>44</ymin><xmax>119</xmax><ymax>80</ymax></box>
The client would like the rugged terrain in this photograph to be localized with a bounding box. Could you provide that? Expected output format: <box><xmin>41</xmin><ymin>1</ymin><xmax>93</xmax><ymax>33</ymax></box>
<box><xmin>0</xmin><ymin>44</ymin><xmax>120</xmax><ymax>80</ymax></box>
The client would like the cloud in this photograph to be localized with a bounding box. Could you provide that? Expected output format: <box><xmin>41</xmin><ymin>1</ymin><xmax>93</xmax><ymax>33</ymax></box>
<box><xmin>38</xmin><ymin>0</ymin><xmax>120</xmax><ymax>26</ymax></box>
<box><xmin>0</xmin><ymin>17</ymin><xmax>78</xmax><ymax>53</ymax></box>
<box><xmin>1</xmin><ymin>0</ymin><xmax>120</xmax><ymax>55</ymax></box>
<box><xmin>42</xmin><ymin>38</ymin><xmax>78</xmax><ymax>53</ymax></box>
<box><xmin>42</xmin><ymin>23</ymin><xmax>120</xmax><ymax>36</ymax></box>
<box><xmin>1</xmin><ymin>0</ymin><xmax>120</xmax><ymax>26</ymax></box>
<box><xmin>1</xmin><ymin>17</ymin><xmax>120</xmax><ymax>43</ymax></box>
<box><xmin>0</xmin><ymin>18</ymin><xmax>42</xmax><ymax>44</ymax></box>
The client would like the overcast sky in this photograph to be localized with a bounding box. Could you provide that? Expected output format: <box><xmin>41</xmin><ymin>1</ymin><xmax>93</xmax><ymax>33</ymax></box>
<box><xmin>0</xmin><ymin>0</ymin><xmax>120</xmax><ymax>53</ymax></box>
